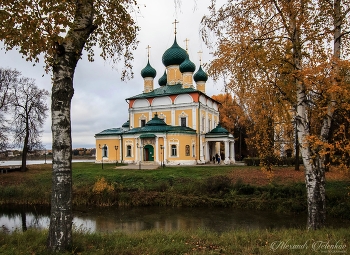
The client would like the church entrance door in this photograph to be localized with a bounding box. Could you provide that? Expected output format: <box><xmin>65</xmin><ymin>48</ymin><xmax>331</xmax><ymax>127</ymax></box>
<box><xmin>144</xmin><ymin>145</ymin><xmax>154</xmax><ymax>161</ymax></box>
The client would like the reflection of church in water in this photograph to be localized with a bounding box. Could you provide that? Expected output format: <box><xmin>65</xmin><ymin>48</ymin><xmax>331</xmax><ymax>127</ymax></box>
<box><xmin>95</xmin><ymin>21</ymin><xmax>235</xmax><ymax>165</ymax></box>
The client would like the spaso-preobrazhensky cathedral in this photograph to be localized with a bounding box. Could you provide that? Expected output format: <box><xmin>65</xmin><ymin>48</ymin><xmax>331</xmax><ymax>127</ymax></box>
<box><xmin>95</xmin><ymin>22</ymin><xmax>235</xmax><ymax>166</ymax></box>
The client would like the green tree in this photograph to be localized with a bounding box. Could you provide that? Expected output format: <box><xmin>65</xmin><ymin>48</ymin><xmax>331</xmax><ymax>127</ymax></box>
<box><xmin>202</xmin><ymin>0</ymin><xmax>350</xmax><ymax>229</ymax></box>
<box><xmin>0</xmin><ymin>0</ymin><xmax>139</xmax><ymax>251</ymax></box>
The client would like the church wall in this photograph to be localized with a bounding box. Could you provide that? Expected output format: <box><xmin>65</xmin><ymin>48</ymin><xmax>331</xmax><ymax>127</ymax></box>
<box><xmin>156</xmin><ymin>111</ymin><xmax>171</xmax><ymax>125</ymax></box>
<box><xmin>165</xmin><ymin>133</ymin><xmax>197</xmax><ymax>165</ymax></box>
<box><xmin>175</xmin><ymin>108</ymin><xmax>193</xmax><ymax>127</ymax></box>
<box><xmin>95</xmin><ymin>137</ymin><xmax>122</xmax><ymax>163</ymax></box>
<box><xmin>133</xmin><ymin>112</ymin><xmax>149</xmax><ymax>128</ymax></box>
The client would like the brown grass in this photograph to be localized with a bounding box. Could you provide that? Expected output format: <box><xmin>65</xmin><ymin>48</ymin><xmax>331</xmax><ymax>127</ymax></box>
<box><xmin>227</xmin><ymin>166</ymin><xmax>349</xmax><ymax>186</ymax></box>
<box><xmin>0</xmin><ymin>164</ymin><xmax>51</xmax><ymax>186</ymax></box>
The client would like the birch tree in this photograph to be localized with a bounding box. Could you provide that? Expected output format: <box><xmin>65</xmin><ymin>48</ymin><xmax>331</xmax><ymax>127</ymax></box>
<box><xmin>0</xmin><ymin>0</ymin><xmax>139</xmax><ymax>251</ymax></box>
<box><xmin>202</xmin><ymin>0</ymin><xmax>350</xmax><ymax>229</ymax></box>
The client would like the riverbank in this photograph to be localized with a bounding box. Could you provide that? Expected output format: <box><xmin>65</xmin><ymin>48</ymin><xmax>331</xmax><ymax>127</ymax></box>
<box><xmin>1</xmin><ymin>228</ymin><xmax>348</xmax><ymax>254</ymax></box>
<box><xmin>0</xmin><ymin>163</ymin><xmax>349</xmax><ymax>220</ymax></box>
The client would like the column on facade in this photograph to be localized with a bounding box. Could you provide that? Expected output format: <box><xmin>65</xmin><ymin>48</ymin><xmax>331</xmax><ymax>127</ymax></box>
<box><xmin>215</xmin><ymin>142</ymin><xmax>220</xmax><ymax>155</ymax></box>
<box><xmin>155</xmin><ymin>136</ymin><xmax>159</xmax><ymax>163</ymax></box>
<box><xmin>230</xmin><ymin>141</ymin><xmax>235</xmax><ymax>163</ymax></box>
<box><xmin>164</xmin><ymin>135</ymin><xmax>168</xmax><ymax>164</ymax></box>
<box><xmin>199</xmin><ymin>136</ymin><xmax>205</xmax><ymax>162</ymax></box>
<box><xmin>134</xmin><ymin>141</ymin><xmax>139</xmax><ymax>163</ymax></box>
<box><xmin>205</xmin><ymin>141</ymin><xmax>210</xmax><ymax>162</ymax></box>
<box><xmin>224</xmin><ymin>140</ymin><xmax>230</xmax><ymax>164</ymax></box>
<box><xmin>192</xmin><ymin>107</ymin><xmax>196</xmax><ymax>130</ymax></box>
<box><xmin>171</xmin><ymin>108</ymin><xmax>175</xmax><ymax>126</ymax></box>
<box><xmin>119</xmin><ymin>138</ymin><xmax>122</xmax><ymax>163</ymax></box>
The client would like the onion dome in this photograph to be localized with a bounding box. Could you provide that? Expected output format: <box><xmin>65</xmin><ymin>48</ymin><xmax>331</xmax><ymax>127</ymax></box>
<box><xmin>122</xmin><ymin>120</ymin><xmax>130</xmax><ymax>128</ymax></box>
<box><xmin>193</xmin><ymin>65</ymin><xmax>208</xmax><ymax>82</ymax></box>
<box><xmin>141</xmin><ymin>60</ymin><xmax>157</xmax><ymax>78</ymax></box>
<box><xmin>179</xmin><ymin>55</ymin><xmax>196</xmax><ymax>73</ymax></box>
<box><xmin>158</xmin><ymin>70</ymin><xmax>167</xmax><ymax>86</ymax></box>
<box><xmin>162</xmin><ymin>37</ymin><xmax>188</xmax><ymax>67</ymax></box>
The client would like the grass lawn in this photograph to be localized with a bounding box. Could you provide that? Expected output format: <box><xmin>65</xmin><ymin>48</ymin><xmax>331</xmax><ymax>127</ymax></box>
<box><xmin>0</xmin><ymin>228</ymin><xmax>349</xmax><ymax>255</ymax></box>
<box><xmin>0</xmin><ymin>162</ymin><xmax>349</xmax><ymax>217</ymax></box>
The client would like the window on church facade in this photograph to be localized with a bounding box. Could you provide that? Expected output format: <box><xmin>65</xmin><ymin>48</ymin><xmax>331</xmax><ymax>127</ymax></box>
<box><xmin>192</xmin><ymin>144</ymin><xmax>195</xmax><ymax>157</ymax></box>
<box><xmin>140</xmin><ymin>119</ymin><xmax>146</xmax><ymax>127</ymax></box>
<box><xmin>185</xmin><ymin>145</ymin><xmax>190</xmax><ymax>156</ymax></box>
<box><xmin>171</xmin><ymin>145</ymin><xmax>177</xmax><ymax>156</ymax></box>
<box><xmin>202</xmin><ymin>117</ymin><xmax>205</xmax><ymax>132</ymax></box>
<box><xmin>126</xmin><ymin>145</ymin><xmax>131</xmax><ymax>157</ymax></box>
<box><xmin>181</xmin><ymin>117</ymin><xmax>186</xmax><ymax>127</ymax></box>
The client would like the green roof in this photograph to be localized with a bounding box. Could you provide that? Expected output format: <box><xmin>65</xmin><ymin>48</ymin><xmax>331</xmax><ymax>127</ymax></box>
<box><xmin>95</xmin><ymin>114</ymin><xmax>196</xmax><ymax>137</ymax></box>
<box><xmin>126</xmin><ymin>83</ymin><xmax>198</xmax><ymax>100</ymax></box>
<box><xmin>139</xmin><ymin>134</ymin><xmax>156</xmax><ymax>138</ymax></box>
<box><xmin>206</xmin><ymin>123</ymin><xmax>229</xmax><ymax>136</ymax></box>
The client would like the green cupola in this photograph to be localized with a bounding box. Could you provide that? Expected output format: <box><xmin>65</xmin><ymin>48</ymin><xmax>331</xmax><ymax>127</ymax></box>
<box><xmin>141</xmin><ymin>60</ymin><xmax>157</xmax><ymax>78</ymax></box>
<box><xmin>158</xmin><ymin>70</ymin><xmax>167</xmax><ymax>86</ymax></box>
<box><xmin>162</xmin><ymin>37</ymin><xmax>188</xmax><ymax>67</ymax></box>
<box><xmin>193</xmin><ymin>65</ymin><xmax>208</xmax><ymax>82</ymax></box>
<box><xmin>179</xmin><ymin>55</ymin><xmax>196</xmax><ymax>73</ymax></box>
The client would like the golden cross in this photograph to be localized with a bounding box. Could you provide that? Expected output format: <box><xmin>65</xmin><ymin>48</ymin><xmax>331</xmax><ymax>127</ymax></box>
<box><xmin>172</xmin><ymin>19</ymin><xmax>179</xmax><ymax>35</ymax></box>
<box><xmin>184</xmin><ymin>38</ymin><xmax>189</xmax><ymax>51</ymax></box>
<box><xmin>198</xmin><ymin>50</ymin><xmax>203</xmax><ymax>65</ymax></box>
<box><xmin>146</xmin><ymin>45</ymin><xmax>151</xmax><ymax>59</ymax></box>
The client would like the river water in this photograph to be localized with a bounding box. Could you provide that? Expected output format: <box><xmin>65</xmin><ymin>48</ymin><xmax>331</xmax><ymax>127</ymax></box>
<box><xmin>1</xmin><ymin>205</ymin><xmax>348</xmax><ymax>234</ymax></box>
<box><xmin>0</xmin><ymin>159</ymin><xmax>95</xmax><ymax>166</ymax></box>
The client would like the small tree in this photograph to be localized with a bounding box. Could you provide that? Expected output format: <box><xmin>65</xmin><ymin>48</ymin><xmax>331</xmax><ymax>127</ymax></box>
<box><xmin>11</xmin><ymin>75</ymin><xmax>49</xmax><ymax>172</ymax></box>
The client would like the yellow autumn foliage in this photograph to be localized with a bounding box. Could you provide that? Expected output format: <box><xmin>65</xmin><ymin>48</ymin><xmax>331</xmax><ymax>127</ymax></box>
<box><xmin>92</xmin><ymin>177</ymin><xmax>114</xmax><ymax>194</ymax></box>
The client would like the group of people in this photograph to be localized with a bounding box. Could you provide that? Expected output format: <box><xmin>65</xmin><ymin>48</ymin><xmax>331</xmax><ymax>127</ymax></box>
<box><xmin>212</xmin><ymin>153</ymin><xmax>221</xmax><ymax>164</ymax></box>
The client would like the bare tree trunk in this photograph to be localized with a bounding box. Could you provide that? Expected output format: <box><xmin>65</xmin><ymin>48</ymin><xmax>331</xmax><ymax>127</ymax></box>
<box><xmin>21</xmin><ymin>123</ymin><xmax>29</xmax><ymax>172</ymax></box>
<box><xmin>47</xmin><ymin>0</ymin><xmax>95</xmax><ymax>252</ymax></box>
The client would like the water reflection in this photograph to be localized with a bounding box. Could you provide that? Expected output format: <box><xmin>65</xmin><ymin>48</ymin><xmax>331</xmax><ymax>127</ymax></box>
<box><xmin>1</xmin><ymin>206</ymin><xmax>348</xmax><ymax>234</ymax></box>
<box><xmin>0</xmin><ymin>159</ymin><xmax>95</xmax><ymax>166</ymax></box>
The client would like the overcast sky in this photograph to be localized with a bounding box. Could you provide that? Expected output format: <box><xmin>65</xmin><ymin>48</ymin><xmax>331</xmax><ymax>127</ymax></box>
<box><xmin>0</xmin><ymin>0</ymin><xmax>225</xmax><ymax>149</ymax></box>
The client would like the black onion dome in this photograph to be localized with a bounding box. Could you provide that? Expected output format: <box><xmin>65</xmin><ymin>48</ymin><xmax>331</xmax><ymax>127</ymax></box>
<box><xmin>158</xmin><ymin>70</ymin><xmax>167</xmax><ymax>86</ymax></box>
<box><xmin>193</xmin><ymin>65</ymin><xmax>208</xmax><ymax>82</ymax></box>
<box><xmin>162</xmin><ymin>37</ymin><xmax>188</xmax><ymax>67</ymax></box>
<box><xmin>179</xmin><ymin>55</ymin><xmax>196</xmax><ymax>73</ymax></box>
<box><xmin>141</xmin><ymin>60</ymin><xmax>157</xmax><ymax>78</ymax></box>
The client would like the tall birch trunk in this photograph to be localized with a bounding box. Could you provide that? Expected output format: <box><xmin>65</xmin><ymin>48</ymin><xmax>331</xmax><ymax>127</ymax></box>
<box><xmin>290</xmin><ymin>2</ymin><xmax>326</xmax><ymax>230</ymax></box>
<box><xmin>47</xmin><ymin>0</ymin><xmax>95</xmax><ymax>251</ymax></box>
